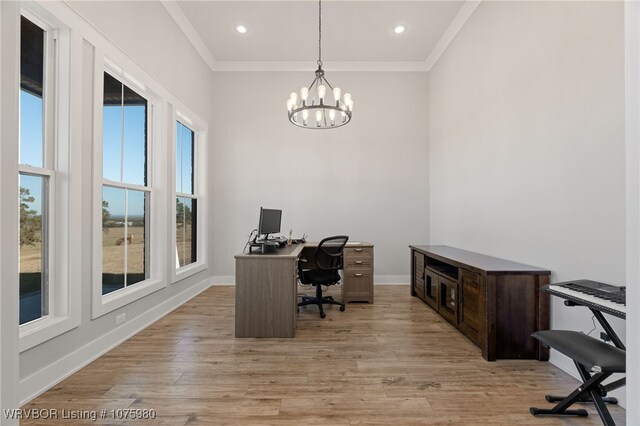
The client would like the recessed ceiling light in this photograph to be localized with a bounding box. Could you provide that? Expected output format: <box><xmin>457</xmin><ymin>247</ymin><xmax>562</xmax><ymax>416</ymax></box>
<box><xmin>236</xmin><ymin>25</ymin><xmax>247</xmax><ymax>34</ymax></box>
<box><xmin>393</xmin><ymin>25</ymin><xmax>406</xmax><ymax>34</ymax></box>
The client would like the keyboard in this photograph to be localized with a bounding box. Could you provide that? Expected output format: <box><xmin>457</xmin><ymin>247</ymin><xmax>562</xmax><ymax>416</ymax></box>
<box><xmin>543</xmin><ymin>280</ymin><xmax>626</xmax><ymax>319</ymax></box>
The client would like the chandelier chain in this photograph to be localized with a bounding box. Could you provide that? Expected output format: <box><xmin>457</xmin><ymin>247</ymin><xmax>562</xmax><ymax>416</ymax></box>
<box><xmin>318</xmin><ymin>0</ymin><xmax>322</xmax><ymax>67</ymax></box>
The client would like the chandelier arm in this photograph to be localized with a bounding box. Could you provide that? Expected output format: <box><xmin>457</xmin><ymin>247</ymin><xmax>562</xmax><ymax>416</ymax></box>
<box><xmin>308</xmin><ymin>77</ymin><xmax>319</xmax><ymax>91</ymax></box>
<box><xmin>321</xmin><ymin>76</ymin><xmax>335</xmax><ymax>91</ymax></box>
<box><xmin>310</xmin><ymin>77</ymin><xmax>321</xmax><ymax>101</ymax></box>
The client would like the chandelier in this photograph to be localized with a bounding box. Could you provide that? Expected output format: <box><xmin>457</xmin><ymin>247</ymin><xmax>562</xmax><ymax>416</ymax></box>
<box><xmin>286</xmin><ymin>0</ymin><xmax>353</xmax><ymax>129</ymax></box>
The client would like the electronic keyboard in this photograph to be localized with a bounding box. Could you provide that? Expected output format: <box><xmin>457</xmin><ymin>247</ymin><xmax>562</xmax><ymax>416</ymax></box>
<box><xmin>543</xmin><ymin>280</ymin><xmax>626</xmax><ymax>319</ymax></box>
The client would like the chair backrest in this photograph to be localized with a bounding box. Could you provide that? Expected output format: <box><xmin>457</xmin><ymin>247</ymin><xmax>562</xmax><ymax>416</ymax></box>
<box><xmin>315</xmin><ymin>235</ymin><xmax>349</xmax><ymax>271</ymax></box>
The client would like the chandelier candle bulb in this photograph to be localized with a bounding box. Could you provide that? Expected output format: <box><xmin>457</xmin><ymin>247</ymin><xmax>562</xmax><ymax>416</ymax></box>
<box><xmin>333</xmin><ymin>87</ymin><xmax>341</xmax><ymax>101</ymax></box>
<box><xmin>315</xmin><ymin>110</ymin><xmax>323</xmax><ymax>126</ymax></box>
<box><xmin>302</xmin><ymin>109</ymin><xmax>309</xmax><ymax>126</ymax></box>
<box><xmin>300</xmin><ymin>87</ymin><xmax>308</xmax><ymax>104</ymax></box>
<box><xmin>290</xmin><ymin>92</ymin><xmax>298</xmax><ymax>105</ymax></box>
<box><xmin>318</xmin><ymin>85</ymin><xmax>326</xmax><ymax>102</ymax></box>
<box><xmin>329</xmin><ymin>109</ymin><xmax>336</xmax><ymax>126</ymax></box>
<box><xmin>343</xmin><ymin>93</ymin><xmax>352</xmax><ymax>107</ymax></box>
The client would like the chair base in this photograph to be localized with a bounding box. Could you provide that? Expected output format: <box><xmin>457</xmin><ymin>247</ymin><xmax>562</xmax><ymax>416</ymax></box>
<box><xmin>545</xmin><ymin>394</ymin><xmax>619</xmax><ymax>405</ymax></box>
<box><xmin>297</xmin><ymin>285</ymin><xmax>345</xmax><ymax>318</ymax></box>
<box><xmin>529</xmin><ymin>360</ymin><xmax>617</xmax><ymax>426</ymax></box>
<box><xmin>530</xmin><ymin>407</ymin><xmax>588</xmax><ymax>417</ymax></box>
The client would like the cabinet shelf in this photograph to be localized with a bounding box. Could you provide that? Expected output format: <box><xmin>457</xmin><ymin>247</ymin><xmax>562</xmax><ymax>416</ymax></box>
<box><xmin>426</xmin><ymin>263</ymin><xmax>458</xmax><ymax>281</ymax></box>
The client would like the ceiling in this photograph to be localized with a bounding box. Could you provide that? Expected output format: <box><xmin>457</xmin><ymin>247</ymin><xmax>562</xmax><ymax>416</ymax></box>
<box><xmin>162</xmin><ymin>1</ymin><xmax>479</xmax><ymax>71</ymax></box>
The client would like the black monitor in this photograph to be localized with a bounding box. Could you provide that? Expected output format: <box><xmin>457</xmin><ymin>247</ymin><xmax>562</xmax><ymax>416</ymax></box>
<box><xmin>258</xmin><ymin>208</ymin><xmax>282</xmax><ymax>240</ymax></box>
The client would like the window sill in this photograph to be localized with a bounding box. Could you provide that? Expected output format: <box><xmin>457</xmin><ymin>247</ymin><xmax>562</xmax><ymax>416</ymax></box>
<box><xmin>20</xmin><ymin>314</ymin><xmax>80</xmax><ymax>352</ymax></box>
<box><xmin>92</xmin><ymin>278</ymin><xmax>165</xmax><ymax>319</ymax></box>
<box><xmin>173</xmin><ymin>260</ymin><xmax>208</xmax><ymax>284</ymax></box>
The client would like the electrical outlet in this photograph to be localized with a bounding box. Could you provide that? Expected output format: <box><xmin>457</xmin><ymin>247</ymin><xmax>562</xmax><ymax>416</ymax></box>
<box><xmin>116</xmin><ymin>313</ymin><xmax>126</xmax><ymax>326</ymax></box>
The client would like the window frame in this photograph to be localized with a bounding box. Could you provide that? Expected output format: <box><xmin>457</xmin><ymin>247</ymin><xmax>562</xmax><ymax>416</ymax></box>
<box><xmin>171</xmin><ymin>106</ymin><xmax>208</xmax><ymax>283</ymax></box>
<box><xmin>18</xmin><ymin>5</ymin><xmax>82</xmax><ymax>352</ymax></box>
<box><xmin>91</xmin><ymin>54</ymin><xmax>165</xmax><ymax>319</ymax></box>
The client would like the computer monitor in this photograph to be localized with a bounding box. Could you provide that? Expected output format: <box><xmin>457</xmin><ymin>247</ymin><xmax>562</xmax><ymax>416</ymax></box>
<box><xmin>258</xmin><ymin>208</ymin><xmax>282</xmax><ymax>240</ymax></box>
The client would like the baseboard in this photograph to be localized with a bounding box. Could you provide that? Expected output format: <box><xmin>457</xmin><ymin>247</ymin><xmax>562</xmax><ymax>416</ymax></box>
<box><xmin>550</xmin><ymin>350</ymin><xmax>627</xmax><ymax>409</ymax></box>
<box><xmin>18</xmin><ymin>278</ymin><xmax>213</xmax><ymax>406</ymax></box>
<box><xmin>210</xmin><ymin>275</ymin><xmax>410</xmax><ymax>285</ymax></box>
<box><xmin>374</xmin><ymin>275</ymin><xmax>410</xmax><ymax>284</ymax></box>
<box><xmin>210</xmin><ymin>275</ymin><xmax>235</xmax><ymax>285</ymax></box>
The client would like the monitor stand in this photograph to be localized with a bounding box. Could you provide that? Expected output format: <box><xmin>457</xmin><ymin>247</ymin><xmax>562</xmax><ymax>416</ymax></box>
<box><xmin>249</xmin><ymin>235</ymin><xmax>279</xmax><ymax>254</ymax></box>
<box><xmin>261</xmin><ymin>242</ymin><xmax>278</xmax><ymax>254</ymax></box>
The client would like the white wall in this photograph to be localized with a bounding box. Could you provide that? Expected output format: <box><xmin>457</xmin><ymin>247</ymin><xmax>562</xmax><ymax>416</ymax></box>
<box><xmin>210</xmin><ymin>71</ymin><xmax>429</xmax><ymax>283</ymax></box>
<box><xmin>67</xmin><ymin>1</ymin><xmax>213</xmax><ymax>122</ymax></box>
<box><xmin>17</xmin><ymin>1</ymin><xmax>215</xmax><ymax>403</ymax></box>
<box><xmin>0</xmin><ymin>1</ymin><xmax>22</xmax><ymax>420</ymax></box>
<box><xmin>624</xmin><ymin>1</ymin><xmax>640</xmax><ymax>422</ymax></box>
<box><xmin>428</xmin><ymin>0</ymin><xmax>626</xmax><ymax>403</ymax></box>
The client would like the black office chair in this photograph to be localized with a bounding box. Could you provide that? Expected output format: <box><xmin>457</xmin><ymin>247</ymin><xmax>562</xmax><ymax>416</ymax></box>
<box><xmin>297</xmin><ymin>235</ymin><xmax>349</xmax><ymax>318</ymax></box>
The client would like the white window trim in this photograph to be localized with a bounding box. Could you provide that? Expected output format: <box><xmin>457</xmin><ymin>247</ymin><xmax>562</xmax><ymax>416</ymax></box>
<box><xmin>170</xmin><ymin>105</ymin><xmax>208</xmax><ymax>284</ymax></box>
<box><xmin>18</xmin><ymin>4</ymin><xmax>81</xmax><ymax>352</ymax></box>
<box><xmin>91</xmin><ymin>52</ymin><xmax>166</xmax><ymax>319</ymax></box>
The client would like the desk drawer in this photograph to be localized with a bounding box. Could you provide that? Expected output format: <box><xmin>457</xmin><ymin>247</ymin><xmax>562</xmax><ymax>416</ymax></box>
<box><xmin>344</xmin><ymin>247</ymin><xmax>373</xmax><ymax>259</ymax></box>
<box><xmin>344</xmin><ymin>257</ymin><xmax>373</xmax><ymax>268</ymax></box>
<box><xmin>342</xmin><ymin>271</ymin><xmax>373</xmax><ymax>303</ymax></box>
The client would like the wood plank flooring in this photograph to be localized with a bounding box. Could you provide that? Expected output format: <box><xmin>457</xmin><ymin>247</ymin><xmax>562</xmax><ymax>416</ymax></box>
<box><xmin>23</xmin><ymin>285</ymin><xmax>626</xmax><ymax>425</ymax></box>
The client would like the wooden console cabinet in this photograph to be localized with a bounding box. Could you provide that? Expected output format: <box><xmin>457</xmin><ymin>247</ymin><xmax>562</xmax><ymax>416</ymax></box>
<box><xmin>410</xmin><ymin>245</ymin><xmax>550</xmax><ymax>361</ymax></box>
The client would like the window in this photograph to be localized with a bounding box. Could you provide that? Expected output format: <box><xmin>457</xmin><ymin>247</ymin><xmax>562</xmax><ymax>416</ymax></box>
<box><xmin>17</xmin><ymin>7</ymin><xmax>80</xmax><ymax>350</ymax></box>
<box><xmin>101</xmin><ymin>72</ymin><xmax>150</xmax><ymax>295</ymax></box>
<box><xmin>171</xmin><ymin>108</ymin><xmax>207</xmax><ymax>283</ymax></box>
<box><xmin>19</xmin><ymin>16</ymin><xmax>51</xmax><ymax>325</ymax></box>
<box><xmin>176</xmin><ymin>121</ymin><xmax>197</xmax><ymax>268</ymax></box>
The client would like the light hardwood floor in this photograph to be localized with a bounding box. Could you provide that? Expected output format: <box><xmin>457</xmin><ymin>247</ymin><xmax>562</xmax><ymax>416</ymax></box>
<box><xmin>23</xmin><ymin>285</ymin><xmax>625</xmax><ymax>425</ymax></box>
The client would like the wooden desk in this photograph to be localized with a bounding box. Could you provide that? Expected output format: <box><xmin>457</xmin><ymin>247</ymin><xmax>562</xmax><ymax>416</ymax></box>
<box><xmin>235</xmin><ymin>244</ymin><xmax>302</xmax><ymax>338</ymax></box>
<box><xmin>234</xmin><ymin>242</ymin><xmax>374</xmax><ymax>338</ymax></box>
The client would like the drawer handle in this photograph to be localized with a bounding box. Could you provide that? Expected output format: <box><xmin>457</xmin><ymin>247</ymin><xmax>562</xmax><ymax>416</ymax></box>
<box><xmin>355</xmin><ymin>273</ymin><xmax>363</xmax><ymax>277</ymax></box>
<box><xmin>354</xmin><ymin>260</ymin><xmax>363</xmax><ymax>264</ymax></box>
<box><xmin>355</xmin><ymin>248</ymin><xmax>363</xmax><ymax>252</ymax></box>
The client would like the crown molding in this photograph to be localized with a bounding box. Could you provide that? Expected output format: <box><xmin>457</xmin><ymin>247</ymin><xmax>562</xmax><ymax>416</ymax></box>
<box><xmin>424</xmin><ymin>0</ymin><xmax>481</xmax><ymax>71</ymax></box>
<box><xmin>161</xmin><ymin>0</ymin><xmax>217</xmax><ymax>71</ymax></box>
<box><xmin>212</xmin><ymin>61</ymin><xmax>429</xmax><ymax>72</ymax></box>
<box><xmin>162</xmin><ymin>0</ymin><xmax>481</xmax><ymax>73</ymax></box>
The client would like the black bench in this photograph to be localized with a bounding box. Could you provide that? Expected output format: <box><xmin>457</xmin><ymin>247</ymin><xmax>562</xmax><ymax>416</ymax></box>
<box><xmin>530</xmin><ymin>330</ymin><xmax>625</xmax><ymax>426</ymax></box>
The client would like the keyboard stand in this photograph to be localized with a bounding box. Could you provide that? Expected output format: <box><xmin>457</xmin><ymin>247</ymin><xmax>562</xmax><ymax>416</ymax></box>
<box><xmin>542</xmin><ymin>302</ymin><xmax>626</xmax><ymax>406</ymax></box>
<box><xmin>562</xmin><ymin>300</ymin><xmax>626</xmax><ymax>350</ymax></box>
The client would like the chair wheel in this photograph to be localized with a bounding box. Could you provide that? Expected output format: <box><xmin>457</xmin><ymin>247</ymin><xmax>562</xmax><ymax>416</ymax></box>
<box><xmin>530</xmin><ymin>408</ymin><xmax>540</xmax><ymax>416</ymax></box>
<box><xmin>320</xmin><ymin>312</ymin><xmax>326</xmax><ymax>318</ymax></box>
<box><xmin>340</xmin><ymin>305</ymin><xmax>345</xmax><ymax>311</ymax></box>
